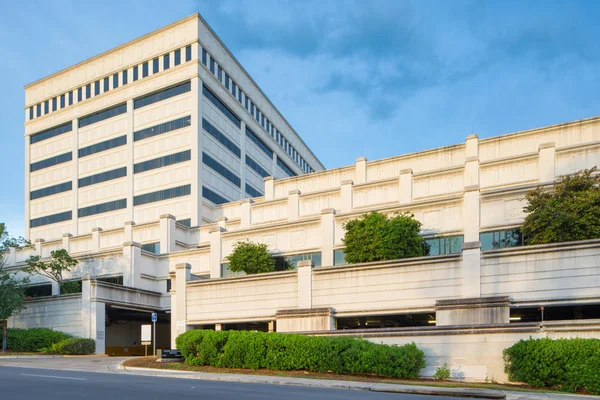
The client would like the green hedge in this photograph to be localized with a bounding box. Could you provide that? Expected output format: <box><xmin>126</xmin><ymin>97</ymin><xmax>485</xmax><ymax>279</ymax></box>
<box><xmin>504</xmin><ymin>338</ymin><xmax>600</xmax><ymax>394</ymax></box>
<box><xmin>6</xmin><ymin>328</ymin><xmax>71</xmax><ymax>352</ymax></box>
<box><xmin>176</xmin><ymin>330</ymin><xmax>425</xmax><ymax>378</ymax></box>
<box><xmin>47</xmin><ymin>338</ymin><xmax>96</xmax><ymax>355</ymax></box>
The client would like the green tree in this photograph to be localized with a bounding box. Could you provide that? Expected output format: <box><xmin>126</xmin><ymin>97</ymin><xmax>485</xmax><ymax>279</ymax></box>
<box><xmin>0</xmin><ymin>223</ymin><xmax>29</xmax><ymax>352</ymax></box>
<box><xmin>342</xmin><ymin>211</ymin><xmax>425</xmax><ymax>264</ymax></box>
<box><xmin>522</xmin><ymin>168</ymin><xmax>600</xmax><ymax>245</ymax></box>
<box><xmin>227</xmin><ymin>241</ymin><xmax>281</xmax><ymax>275</ymax></box>
<box><xmin>24</xmin><ymin>249</ymin><xmax>78</xmax><ymax>294</ymax></box>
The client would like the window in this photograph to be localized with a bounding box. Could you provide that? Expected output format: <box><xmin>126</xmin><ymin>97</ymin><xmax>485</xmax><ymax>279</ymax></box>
<box><xmin>68</xmin><ymin>91</ymin><xmax>73</xmax><ymax>105</ymax></box>
<box><xmin>30</xmin><ymin>210</ymin><xmax>72</xmax><ymax>228</ymax></box>
<box><xmin>201</xmin><ymin>48</ymin><xmax>207</xmax><ymax>65</ymax></box>
<box><xmin>246</xmin><ymin>127</ymin><xmax>273</xmax><ymax>157</ymax></box>
<box><xmin>134</xmin><ymin>150</ymin><xmax>191</xmax><ymax>173</ymax></box>
<box><xmin>24</xmin><ymin>284</ymin><xmax>52</xmax><ymax>298</ymax></box>
<box><xmin>238</xmin><ymin>87</ymin><xmax>242</xmax><ymax>103</ymax></box>
<box><xmin>79</xmin><ymin>199</ymin><xmax>127</xmax><ymax>218</ymax></box>
<box><xmin>97</xmin><ymin>276</ymin><xmax>123</xmax><ymax>285</ymax></box>
<box><xmin>203</xmin><ymin>152</ymin><xmax>241</xmax><ymax>187</ymax></box>
<box><xmin>133</xmin><ymin>66</ymin><xmax>139</xmax><ymax>81</ymax></box>
<box><xmin>78</xmin><ymin>88</ymin><xmax>82</xmax><ymax>102</ymax></box>
<box><xmin>425</xmin><ymin>236</ymin><xmax>464</xmax><ymax>256</ymax></box>
<box><xmin>78</xmin><ymin>103</ymin><xmax>127</xmax><ymax>128</ymax></box>
<box><xmin>134</xmin><ymin>81</ymin><xmax>191</xmax><ymax>109</ymax></box>
<box><xmin>142</xmin><ymin>242</ymin><xmax>160</xmax><ymax>254</ymax></box>
<box><xmin>30</xmin><ymin>122</ymin><xmax>72</xmax><ymax>144</ymax></box>
<box><xmin>86</xmin><ymin>84</ymin><xmax>91</xmax><ymax>99</ymax></box>
<box><xmin>185</xmin><ymin>45</ymin><xmax>191</xmax><ymax>62</ymax></box>
<box><xmin>30</xmin><ymin>152</ymin><xmax>72</xmax><ymax>172</ymax></box>
<box><xmin>78</xmin><ymin>167</ymin><xmax>127</xmax><ymax>188</ymax></box>
<box><xmin>113</xmin><ymin>73</ymin><xmax>119</xmax><ymax>88</ymax></box>
<box><xmin>245</xmin><ymin>96</ymin><xmax>248</xmax><ymax>109</ymax></box>
<box><xmin>277</xmin><ymin>158</ymin><xmax>296</xmax><ymax>177</ymax></box>
<box><xmin>202</xmin><ymin>186</ymin><xmax>230</xmax><ymax>205</ymax></box>
<box><xmin>134</xmin><ymin>115</ymin><xmax>191</xmax><ymax>141</ymax></box>
<box><xmin>202</xmin><ymin>119</ymin><xmax>240</xmax><ymax>157</ymax></box>
<box><xmin>29</xmin><ymin>107</ymin><xmax>33</xmax><ymax>120</ymax></box>
<box><xmin>52</xmin><ymin>97</ymin><xmax>57</xmax><ymax>111</ymax></box>
<box><xmin>134</xmin><ymin>184</ymin><xmax>191</xmax><ymax>206</ymax></box>
<box><xmin>142</xmin><ymin>62</ymin><xmax>149</xmax><ymax>77</ymax></box>
<box><xmin>166</xmin><ymin>279</ymin><xmax>172</xmax><ymax>292</ymax></box>
<box><xmin>334</xmin><ymin>249</ymin><xmax>346</xmax><ymax>265</ymax></box>
<box><xmin>202</xmin><ymin>86</ymin><xmax>241</xmax><ymax>127</ymax></box>
<box><xmin>209</xmin><ymin>57</ymin><xmax>215</xmax><ymax>73</ymax></box>
<box><xmin>246</xmin><ymin>156</ymin><xmax>269</xmax><ymax>178</ymax></box>
<box><xmin>94</xmin><ymin>80</ymin><xmax>100</xmax><ymax>95</ymax></box>
<box><xmin>163</xmin><ymin>53</ymin><xmax>170</xmax><ymax>70</ymax></box>
<box><xmin>103</xmin><ymin>77</ymin><xmax>109</xmax><ymax>92</ymax></box>
<box><xmin>245</xmin><ymin>183</ymin><xmax>263</xmax><ymax>198</ymax></box>
<box><xmin>174</xmin><ymin>49</ymin><xmax>181</xmax><ymax>66</ymax></box>
<box><xmin>122</xmin><ymin>70</ymin><xmax>128</xmax><ymax>85</ymax></box>
<box><xmin>231</xmin><ymin>81</ymin><xmax>236</xmax><ymax>97</ymax></box>
<box><xmin>225</xmin><ymin>74</ymin><xmax>229</xmax><ymax>88</ymax></box>
<box><xmin>480</xmin><ymin>228</ymin><xmax>523</xmax><ymax>251</ymax></box>
<box><xmin>60</xmin><ymin>94</ymin><xmax>65</xmax><ymax>108</ymax></box>
<box><xmin>44</xmin><ymin>101</ymin><xmax>49</xmax><ymax>114</ymax></box>
<box><xmin>36</xmin><ymin>104</ymin><xmax>41</xmax><ymax>116</ymax></box>
<box><xmin>217</xmin><ymin>65</ymin><xmax>222</xmax><ymax>81</ymax></box>
<box><xmin>152</xmin><ymin>58</ymin><xmax>159</xmax><ymax>73</ymax></box>
<box><xmin>30</xmin><ymin>181</ymin><xmax>72</xmax><ymax>200</ymax></box>
<box><xmin>79</xmin><ymin>135</ymin><xmax>126</xmax><ymax>158</ymax></box>
<box><xmin>177</xmin><ymin>218</ymin><xmax>191</xmax><ymax>228</ymax></box>
<box><xmin>279</xmin><ymin>252</ymin><xmax>322</xmax><ymax>269</ymax></box>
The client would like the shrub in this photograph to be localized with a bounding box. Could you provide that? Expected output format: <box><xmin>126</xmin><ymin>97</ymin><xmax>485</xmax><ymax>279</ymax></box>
<box><xmin>227</xmin><ymin>241</ymin><xmax>278</xmax><ymax>275</ymax></box>
<box><xmin>176</xmin><ymin>330</ymin><xmax>425</xmax><ymax>378</ymax></box>
<box><xmin>6</xmin><ymin>328</ymin><xmax>71</xmax><ymax>352</ymax></box>
<box><xmin>47</xmin><ymin>338</ymin><xmax>96</xmax><ymax>355</ymax></box>
<box><xmin>504</xmin><ymin>338</ymin><xmax>600</xmax><ymax>394</ymax></box>
<box><xmin>434</xmin><ymin>363</ymin><xmax>451</xmax><ymax>380</ymax></box>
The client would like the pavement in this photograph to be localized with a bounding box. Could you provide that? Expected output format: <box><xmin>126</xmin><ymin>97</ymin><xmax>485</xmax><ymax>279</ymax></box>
<box><xmin>1</xmin><ymin>356</ymin><xmax>599</xmax><ymax>400</ymax></box>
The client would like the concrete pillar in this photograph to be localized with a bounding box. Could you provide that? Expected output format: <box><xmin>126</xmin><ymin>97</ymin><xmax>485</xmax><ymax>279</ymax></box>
<box><xmin>240</xmin><ymin>121</ymin><xmax>247</xmax><ymax>199</ymax></box>
<box><xmin>320</xmin><ymin>208</ymin><xmax>336</xmax><ymax>267</ymax></box>
<box><xmin>71</xmin><ymin>118</ymin><xmax>79</xmax><ymax>236</ymax></box>
<box><xmin>62</xmin><ymin>233</ymin><xmax>72</xmax><ymax>252</ymax></box>
<box><xmin>209</xmin><ymin>227</ymin><xmax>225</xmax><ymax>278</ymax></box>
<box><xmin>51</xmin><ymin>281</ymin><xmax>60</xmax><ymax>296</ymax></box>
<box><xmin>436</xmin><ymin>296</ymin><xmax>510</xmax><ymax>326</ymax></box>
<box><xmin>173</xmin><ymin>263</ymin><xmax>191</xmax><ymax>343</ymax></box>
<box><xmin>190</xmin><ymin>77</ymin><xmax>203</xmax><ymax>226</ymax></box>
<box><xmin>538</xmin><ymin>142</ymin><xmax>556</xmax><ymax>183</ymax></box>
<box><xmin>297</xmin><ymin>260</ymin><xmax>313</xmax><ymax>309</ymax></box>
<box><xmin>399</xmin><ymin>169</ymin><xmax>413</xmax><ymax>204</ymax></box>
<box><xmin>159</xmin><ymin>214</ymin><xmax>176</xmax><ymax>254</ymax></box>
<box><xmin>268</xmin><ymin>321</ymin><xmax>275</xmax><ymax>332</ymax></box>
<box><xmin>462</xmin><ymin>134</ymin><xmax>482</xmax><ymax>299</ymax></box>
<box><xmin>464</xmin><ymin>134</ymin><xmax>479</xmax><ymax>187</ymax></box>
<box><xmin>264</xmin><ymin>176</ymin><xmax>274</xmax><ymax>201</ymax></box>
<box><xmin>355</xmin><ymin>157</ymin><xmax>367</xmax><ymax>184</ymax></box>
<box><xmin>34</xmin><ymin>238</ymin><xmax>44</xmax><ymax>256</ymax></box>
<box><xmin>340</xmin><ymin>180</ymin><xmax>353</xmax><ymax>213</ymax></box>
<box><xmin>92</xmin><ymin>227</ymin><xmax>102</xmax><ymax>253</ymax></box>
<box><xmin>81</xmin><ymin>275</ymin><xmax>105</xmax><ymax>354</ymax></box>
<box><xmin>169</xmin><ymin>271</ymin><xmax>177</xmax><ymax>348</ymax></box>
<box><xmin>124</xmin><ymin>221</ymin><xmax>135</xmax><ymax>242</ymax></box>
<box><xmin>215</xmin><ymin>324</ymin><xmax>223</xmax><ymax>331</ymax></box>
<box><xmin>240</xmin><ymin>198</ymin><xmax>253</xmax><ymax>229</ymax></box>
<box><xmin>24</xmin><ymin>136</ymin><xmax>30</xmax><ymax>240</ymax></box>
<box><xmin>122</xmin><ymin>241</ymin><xmax>142</xmax><ymax>288</ymax></box>
<box><xmin>462</xmin><ymin>241</ymin><xmax>482</xmax><ymax>298</ymax></box>
<box><xmin>217</xmin><ymin>217</ymin><xmax>228</xmax><ymax>230</ymax></box>
<box><xmin>125</xmin><ymin>99</ymin><xmax>134</xmax><ymax>222</ymax></box>
<box><xmin>288</xmin><ymin>189</ymin><xmax>300</xmax><ymax>221</ymax></box>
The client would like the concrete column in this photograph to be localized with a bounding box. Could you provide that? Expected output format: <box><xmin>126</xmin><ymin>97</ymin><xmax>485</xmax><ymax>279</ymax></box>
<box><xmin>190</xmin><ymin>77</ymin><xmax>203</xmax><ymax>226</ymax></box>
<box><xmin>159</xmin><ymin>214</ymin><xmax>176</xmax><ymax>254</ymax></box>
<box><xmin>122</xmin><ymin>241</ymin><xmax>142</xmax><ymax>288</ymax></box>
<box><xmin>399</xmin><ymin>169</ymin><xmax>413</xmax><ymax>204</ymax></box>
<box><xmin>355</xmin><ymin>157</ymin><xmax>367</xmax><ymax>184</ymax></box>
<box><xmin>240</xmin><ymin>120</ymin><xmax>247</xmax><ymax>198</ymax></box>
<box><xmin>209</xmin><ymin>227</ymin><xmax>225</xmax><ymax>278</ymax></box>
<box><xmin>125</xmin><ymin>99</ymin><xmax>134</xmax><ymax>222</ymax></box>
<box><xmin>34</xmin><ymin>238</ymin><xmax>44</xmax><ymax>255</ymax></box>
<box><xmin>51</xmin><ymin>281</ymin><xmax>60</xmax><ymax>296</ymax></box>
<box><xmin>462</xmin><ymin>241</ymin><xmax>482</xmax><ymax>298</ymax></box>
<box><xmin>320</xmin><ymin>208</ymin><xmax>336</xmax><ymax>267</ymax></box>
<box><xmin>62</xmin><ymin>233</ymin><xmax>72</xmax><ymax>252</ymax></box>
<box><xmin>464</xmin><ymin>134</ymin><xmax>479</xmax><ymax>187</ymax></box>
<box><xmin>173</xmin><ymin>263</ymin><xmax>191</xmax><ymax>342</ymax></box>
<box><xmin>217</xmin><ymin>217</ymin><xmax>228</xmax><ymax>230</ymax></box>
<box><xmin>340</xmin><ymin>180</ymin><xmax>353</xmax><ymax>213</ymax></box>
<box><xmin>462</xmin><ymin>134</ymin><xmax>482</xmax><ymax>299</ymax></box>
<box><xmin>81</xmin><ymin>275</ymin><xmax>105</xmax><ymax>354</ymax></box>
<box><xmin>92</xmin><ymin>227</ymin><xmax>102</xmax><ymax>253</ymax></box>
<box><xmin>24</xmin><ymin>136</ymin><xmax>30</xmax><ymax>240</ymax></box>
<box><xmin>264</xmin><ymin>176</ymin><xmax>274</xmax><ymax>201</ymax></box>
<box><xmin>169</xmin><ymin>271</ymin><xmax>177</xmax><ymax>348</ymax></box>
<box><xmin>436</xmin><ymin>296</ymin><xmax>510</xmax><ymax>326</ymax></box>
<box><xmin>124</xmin><ymin>221</ymin><xmax>135</xmax><ymax>242</ymax></box>
<box><xmin>71</xmin><ymin>118</ymin><xmax>79</xmax><ymax>235</ymax></box>
<box><xmin>268</xmin><ymin>321</ymin><xmax>275</xmax><ymax>332</ymax></box>
<box><xmin>240</xmin><ymin>198</ymin><xmax>253</xmax><ymax>229</ymax></box>
<box><xmin>215</xmin><ymin>324</ymin><xmax>223</xmax><ymax>331</ymax></box>
<box><xmin>297</xmin><ymin>260</ymin><xmax>313</xmax><ymax>309</ymax></box>
<box><xmin>538</xmin><ymin>142</ymin><xmax>556</xmax><ymax>183</ymax></box>
<box><xmin>288</xmin><ymin>189</ymin><xmax>300</xmax><ymax>221</ymax></box>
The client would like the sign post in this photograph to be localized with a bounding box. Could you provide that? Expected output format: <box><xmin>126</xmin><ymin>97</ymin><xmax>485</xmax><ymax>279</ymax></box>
<box><xmin>141</xmin><ymin>324</ymin><xmax>151</xmax><ymax>357</ymax></box>
<box><xmin>151</xmin><ymin>313</ymin><xmax>157</xmax><ymax>357</ymax></box>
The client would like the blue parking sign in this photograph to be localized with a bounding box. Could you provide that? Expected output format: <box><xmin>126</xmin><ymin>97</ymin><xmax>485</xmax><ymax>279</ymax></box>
<box><xmin>151</xmin><ymin>313</ymin><xmax>157</xmax><ymax>322</ymax></box>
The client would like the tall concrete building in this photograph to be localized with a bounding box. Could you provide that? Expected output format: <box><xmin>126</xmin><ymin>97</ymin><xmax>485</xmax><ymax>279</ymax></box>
<box><xmin>24</xmin><ymin>13</ymin><xmax>324</xmax><ymax>242</ymax></box>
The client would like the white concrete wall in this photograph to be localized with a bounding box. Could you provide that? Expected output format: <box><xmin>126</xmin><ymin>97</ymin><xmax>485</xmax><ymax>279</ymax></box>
<box><xmin>8</xmin><ymin>295</ymin><xmax>83</xmax><ymax>338</ymax></box>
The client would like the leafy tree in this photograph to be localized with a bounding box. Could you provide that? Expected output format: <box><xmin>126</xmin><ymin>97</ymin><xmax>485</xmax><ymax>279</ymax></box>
<box><xmin>227</xmin><ymin>241</ymin><xmax>282</xmax><ymax>275</ymax></box>
<box><xmin>0</xmin><ymin>223</ymin><xmax>29</xmax><ymax>352</ymax></box>
<box><xmin>342</xmin><ymin>211</ymin><xmax>425</xmax><ymax>264</ymax></box>
<box><xmin>24</xmin><ymin>249</ymin><xmax>78</xmax><ymax>294</ymax></box>
<box><xmin>522</xmin><ymin>168</ymin><xmax>600</xmax><ymax>245</ymax></box>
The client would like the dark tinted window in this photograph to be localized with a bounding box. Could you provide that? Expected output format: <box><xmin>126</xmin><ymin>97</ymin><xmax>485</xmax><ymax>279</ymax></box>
<box><xmin>36</xmin><ymin>104</ymin><xmax>41</xmax><ymax>116</ymax></box>
<box><xmin>29</xmin><ymin>107</ymin><xmax>33</xmax><ymax>120</ymax></box>
<box><xmin>133</xmin><ymin>66</ymin><xmax>139</xmax><ymax>81</ymax></box>
<box><xmin>203</xmin><ymin>152</ymin><xmax>241</xmax><ymax>187</ymax></box>
<box><xmin>122</xmin><ymin>70</ymin><xmax>128</xmax><ymax>85</ymax></box>
<box><xmin>277</xmin><ymin>158</ymin><xmax>296</xmax><ymax>177</ymax></box>
<box><xmin>245</xmin><ymin>183</ymin><xmax>263</xmax><ymax>198</ymax></box>
<box><xmin>79</xmin><ymin>199</ymin><xmax>127</xmax><ymax>218</ymax></box>
<box><xmin>201</xmin><ymin>48</ymin><xmax>207</xmax><ymax>65</ymax></box>
<box><xmin>103</xmin><ymin>77</ymin><xmax>109</xmax><ymax>92</ymax></box>
<box><xmin>153</xmin><ymin>58</ymin><xmax>159</xmax><ymax>73</ymax></box>
<box><xmin>78</xmin><ymin>103</ymin><xmax>127</xmax><ymax>128</ymax></box>
<box><xmin>142</xmin><ymin>62</ymin><xmax>149</xmax><ymax>77</ymax></box>
<box><xmin>185</xmin><ymin>45</ymin><xmax>191</xmax><ymax>61</ymax></box>
<box><xmin>94</xmin><ymin>81</ymin><xmax>100</xmax><ymax>95</ymax></box>
<box><xmin>202</xmin><ymin>118</ymin><xmax>240</xmax><ymax>157</ymax></box>
<box><xmin>134</xmin><ymin>184</ymin><xmax>191</xmax><ymax>206</ymax></box>
<box><xmin>60</xmin><ymin>94</ymin><xmax>65</xmax><ymax>108</ymax></box>
<box><xmin>44</xmin><ymin>101</ymin><xmax>49</xmax><ymax>114</ymax></box>
<box><xmin>174</xmin><ymin>49</ymin><xmax>181</xmax><ymax>65</ymax></box>
<box><xmin>30</xmin><ymin>152</ymin><xmax>72</xmax><ymax>172</ymax></box>
<box><xmin>79</xmin><ymin>135</ymin><xmax>126</xmax><ymax>158</ymax></box>
<box><xmin>113</xmin><ymin>73</ymin><xmax>119</xmax><ymax>88</ymax></box>
<box><xmin>177</xmin><ymin>218</ymin><xmax>191</xmax><ymax>227</ymax></box>
<box><xmin>30</xmin><ymin>210</ymin><xmax>72</xmax><ymax>228</ymax></box>
<box><xmin>480</xmin><ymin>229</ymin><xmax>523</xmax><ymax>251</ymax></box>
<box><xmin>24</xmin><ymin>284</ymin><xmax>52</xmax><ymax>298</ymax></box>
<box><xmin>68</xmin><ymin>91</ymin><xmax>73</xmax><ymax>105</ymax></box>
<box><xmin>425</xmin><ymin>236</ymin><xmax>464</xmax><ymax>256</ymax></box>
<box><xmin>202</xmin><ymin>186</ymin><xmax>230</xmax><ymax>205</ymax></box>
<box><xmin>163</xmin><ymin>54</ymin><xmax>170</xmax><ymax>70</ymax></box>
<box><xmin>246</xmin><ymin>127</ymin><xmax>272</xmax><ymax>158</ymax></box>
<box><xmin>202</xmin><ymin>86</ymin><xmax>241</xmax><ymax>128</ymax></box>
<box><xmin>224</xmin><ymin>74</ymin><xmax>229</xmax><ymax>88</ymax></box>
<box><xmin>52</xmin><ymin>98</ymin><xmax>57</xmax><ymax>111</ymax></box>
<box><xmin>86</xmin><ymin>84</ymin><xmax>91</xmax><ymax>98</ymax></box>
<box><xmin>134</xmin><ymin>81</ymin><xmax>191</xmax><ymax>109</ymax></box>
<box><xmin>78</xmin><ymin>88</ymin><xmax>82</xmax><ymax>102</ymax></box>
<box><xmin>134</xmin><ymin>150</ymin><xmax>191</xmax><ymax>173</ymax></box>
<box><xmin>246</xmin><ymin>156</ymin><xmax>269</xmax><ymax>178</ymax></box>
<box><xmin>134</xmin><ymin>116</ymin><xmax>191</xmax><ymax>141</ymax></box>
<box><xmin>78</xmin><ymin>167</ymin><xmax>127</xmax><ymax>188</ymax></box>
<box><xmin>30</xmin><ymin>122</ymin><xmax>72</xmax><ymax>144</ymax></box>
<box><xmin>30</xmin><ymin>181</ymin><xmax>72</xmax><ymax>200</ymax></box>
<box><xmin>142</xmin><ymin>242</ymin><xmax>160</xmax><ymax>254</ymax></box>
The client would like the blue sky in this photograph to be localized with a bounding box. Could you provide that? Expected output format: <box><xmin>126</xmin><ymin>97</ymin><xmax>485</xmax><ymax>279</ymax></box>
<box><xmin>2</xmin><ymin>0</ymin><xmax>600</xmax><ymax>237</ymax></box>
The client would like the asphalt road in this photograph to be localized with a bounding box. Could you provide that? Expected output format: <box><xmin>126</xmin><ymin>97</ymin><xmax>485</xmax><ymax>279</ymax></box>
<box><xmin>0</xmin><ymin>365</ymin><xmax>474</xmax><ymax>400</ymax></box>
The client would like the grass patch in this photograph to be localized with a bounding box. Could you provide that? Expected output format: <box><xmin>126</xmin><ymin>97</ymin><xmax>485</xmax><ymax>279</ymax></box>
<box><xmin>0</xmin><ymin>351</ymin><xmax>42</xmax><ymax>356</ymax></box>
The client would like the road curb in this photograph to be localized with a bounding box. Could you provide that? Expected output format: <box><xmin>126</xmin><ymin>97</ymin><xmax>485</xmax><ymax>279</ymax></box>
<box><xmin>119</xmin><ymin>362</ymin><xmax>506</xmax><ymax>399</ymax></box>
<box><xmin>0</xmin><ymin>355</ymin><xmax>64</xmax><ymax>359</ymax></box>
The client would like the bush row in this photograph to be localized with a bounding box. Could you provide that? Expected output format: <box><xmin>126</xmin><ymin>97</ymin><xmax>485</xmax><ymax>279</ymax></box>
<box><xmin>504</xmin><ymin>338</ymin><xmax>600</xmax><ymax>394</ymax></box>
<box><xmin>176</xmin><ymin>330</ymin><xmax>425</xmax><ymax>378</ymax></box>
<box><xmin>44</xmin><ymin>338</ymin><xmax>96</xmax><ymax>355</ymax></box>
<box><xmin>6</xmin><ymin>328</ymin><xmax>71</xmax><ymax>352</ymax></box>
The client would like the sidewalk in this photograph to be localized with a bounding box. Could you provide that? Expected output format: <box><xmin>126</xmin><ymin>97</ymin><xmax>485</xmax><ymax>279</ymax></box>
<box><xmin>118</xmin><ymin>361</ymin><xmax>600</xmax><ymax>400</ymax></box>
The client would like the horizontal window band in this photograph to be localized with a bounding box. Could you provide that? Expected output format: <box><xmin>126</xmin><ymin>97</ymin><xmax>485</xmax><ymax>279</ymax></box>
<box><xmin>30</xmin><ymin>181</ymin><xmax>72</xmax><ymax>200</ymax></box>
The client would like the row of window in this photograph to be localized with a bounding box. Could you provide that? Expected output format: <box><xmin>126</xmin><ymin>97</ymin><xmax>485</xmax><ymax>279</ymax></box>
<box><xmin>28</xmin><ymin>45</ymin><xmax>192</xmax><ymax>121</ymax></box>
<box><xmin>203</xmin><ymin>152</ymin><xmax>241</xmax><ymax>187</ymax></box>
<box><xmin>133</xmin><ymin>184</ymin><xmax>191</xmax><ymax>206</ymax></box>
<box><xmin>30</xmin><ymin>181</ymin><xmax>72</xmax><ymax>200</ymax></box>
<box><xmin>30</xmin><ymin>122</ymin><xmax>72</xmax><ymax>145</ymax></box>
<box><xmin>30</xmin><ymin>210</ymin><xmax>72</xmax><ymax>228</ymax></box>
<box><xmin>200</xmin><ymin>46</ymin><xmax>314</xmax><ymax>174</ymax></box>
<box><xmin>277</xmin><ymin>158</ymin><xmax>295</xmax><ymax>177</ymax></box>
<box><xmin>78</xmin><ymin>199</ymin><xmax>127</xmax><ymax>218</ymax></box>
<box><xmin>202</xmin><ymin>118</ymin><xmax>241</xmax><ymax>157</ymax></box>
<box><xmin>246</xmin><ymin>127</ymin><xmax>273</xmax><ymax>158</ymax></box>
<box><xmin>246</xmin><ymin>155</ymin><xmax>269</xmax><ymax>178</ymax></box>
<box><xmin>203</xmin><ymin>186</ymin><xmax>230</xmax><ymax>205</ymax></box>
<box><xmin>202</xmin><ymin>85</ymin><xmax>241</xmax><ymax>128</ymax></box>
<box><xmin>30</xmin><ymin>152</ymin><xmax>72</xmax><ymax>172</ymax></box>
<box><xmin>141</xmin><ymin>242</ymin><xmax>161</xmax><ymax>254</ymax></box>
<box><xmin>245</xmin><ymin>183</ymin><xmax>263</xmax><ymax>198</ymax></box>
<box><xmin>134</xmin><ymin>115</ymin><xmax>191</xmax><ymax>142</ymax></box>
<box><xmin>78</xmin><ymin>103</ymin><xmax>127</xmax><ymax>129</ymax></box>
<box><xmin>134</xmin><ymin>150</ymin><xmax>191</xmax><ymax>174</ymax></box>
<box><xmin>79</xmin><ymin>135</ymin><xmax>126</xmax><ymax>158</ymax></box>
<box><xmin>134</xmin><ymin>81</ymin><xmax>191</xmax><ymax>109</ymax></box>
<box><xmin>78</xmin><ymin>167</ymin><xmax>127</xmax><ymax>188</ymax></box>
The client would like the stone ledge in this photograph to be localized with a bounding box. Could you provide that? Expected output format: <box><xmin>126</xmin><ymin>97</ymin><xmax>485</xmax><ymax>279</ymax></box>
<box><xmin>436</xmin><ymin>296</ymin><xmax>511</xmax><ymax>311</ymax></box>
